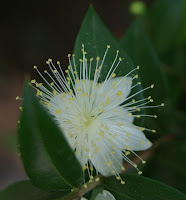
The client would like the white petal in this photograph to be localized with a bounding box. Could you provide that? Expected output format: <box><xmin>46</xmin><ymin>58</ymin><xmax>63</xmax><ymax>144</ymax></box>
<box><xmin>114</xmin><ymin>124</ymin><xmax>152</xmax><ymax>151</ymax></box>
<box><xmin>90</xmin><ymin>135</ymin><xmax>123</xmax><ymax>176</ymax></box>
<box><xmin>100</xmin><ymin>76</ymin><xmax>132</xmax><ymax>104</ymax></box>
<box><xmin>95</xmin><ymin>190</ymin><xmax>116</xmax><ymax>200</ymax></box>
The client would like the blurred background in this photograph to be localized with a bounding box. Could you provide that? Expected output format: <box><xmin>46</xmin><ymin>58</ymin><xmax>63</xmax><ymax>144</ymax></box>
<box><xmin>0</xmin><ymin>0</ymin><xmax>185</xmax><ymax>194</ymax></box>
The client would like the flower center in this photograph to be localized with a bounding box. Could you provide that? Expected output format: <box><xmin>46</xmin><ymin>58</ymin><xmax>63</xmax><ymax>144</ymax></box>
<box><xmin>79</xmin><ymin>112</ymin><xmax>98</xmax><ymax>131</ymax></box>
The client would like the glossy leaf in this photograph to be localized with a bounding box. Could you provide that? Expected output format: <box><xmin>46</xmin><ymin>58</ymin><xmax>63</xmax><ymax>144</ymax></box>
<box><xmin>73</xmin><ymin>6</ymin><xmax>145</xmax><ymax>125</ymax></box>
<box><xmin>120</xmin><ymin>19</ymin><xmax>167</xmax><ymax>104</ymax></box>
<box><xmin>143</xmin><ymin>141</ymin><xmax>186</xmax><ymax>193</ymax></box>
<box><xmin>149</xmin><ymin>0</ymin><xmax>184</xmax><ymax>56</ymax></box>
<box><xmin>102</xmin><ymin>174</ymin><xmax>186</xmax><ymax>200</ymax></box>
<box><xmin>0</xmin><ymin>180</ymin><xmax>69</xmax><ymax>200</ymax></box>
<box><xmin>18</xmin><ymin>83</ymin><xmax>83</xmax><ymax>191</ymax></box>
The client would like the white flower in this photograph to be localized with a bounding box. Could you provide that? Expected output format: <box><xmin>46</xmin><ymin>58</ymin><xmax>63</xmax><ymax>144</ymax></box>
<box><xmin>94</xmin><ymin>190</ymin><xmax>116</xmax><ymax>200</ymax></box>
<box><xmin>31</xmin><ymin>45</ymin><xmax>163</xmax><ymax>183</ymax></box>
<box><xmin>80</xmin><ymin>190</ymin><xmax>116</xmax><ymax>200</ymax></box>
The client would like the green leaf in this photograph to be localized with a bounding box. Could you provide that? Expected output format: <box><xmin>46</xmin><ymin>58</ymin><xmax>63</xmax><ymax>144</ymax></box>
<box><xmin>143</xmin><ymin>141</ymin><xmax>186</xmax><ymax>193</ymax></box>
<box><xmin>102</xmin><ymin>174</ymin><xmax>186</xmax><ymax>200</ymax></box>
<box><xmin>120</xmin><ymin>18</ymin><xmax>167</xmax><ymax>104</ymax></box>
<box><xmin>73</xmin><ymin>5</ymin><xmax>144</xmax><ymax>125</ymax></box>
<box><xmin>18</xmin><ymin>82</ymin><xmax>83</xmax><ymax>191</ymax></box>
<box><xmin>149</xmin><ymin>0</ymin><xmax>184</xmax><ymax>56</ymax></box>
<box><xmin>0</xmin><ymin>180</ymin><xmax>69</xmax><ymax>200</ymax></box>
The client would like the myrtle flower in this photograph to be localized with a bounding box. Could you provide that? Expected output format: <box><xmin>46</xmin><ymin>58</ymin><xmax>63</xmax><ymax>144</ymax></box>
<box><xmin>30</xmin><ymin>45</ymin><xmax>163</xmax><ymax>184</ymax></box>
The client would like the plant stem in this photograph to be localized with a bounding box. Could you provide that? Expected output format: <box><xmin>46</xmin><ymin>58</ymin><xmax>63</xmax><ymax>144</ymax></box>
<box><xmin>57</xmin><ymin>175</ymin><xmax>102</xmax><ymax>200</ymax></box>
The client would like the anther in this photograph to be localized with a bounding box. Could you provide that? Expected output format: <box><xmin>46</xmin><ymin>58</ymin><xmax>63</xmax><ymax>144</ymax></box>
<box><xmin>161</xmin><ymin>103</ymin><xmax>165</xmax><ymax>106</ymax></box>
<box><xmin>151</xmin><ymin>84</ymin><xmax>154</xmax><ymax>88</ymax></box>
<box><xmin>107</xmin><ymin>45</ymin><xmax>111</xmax><ymax>48</ymax></box>
<box><xmin>33</xmin><ymin>66</ymin><xmax>37</xmax><ymax>69</ymax></box>
<box><xmin>16</xmin><ymin>96</ymin><xmax>19</xmax><ymax>100</ymax></box>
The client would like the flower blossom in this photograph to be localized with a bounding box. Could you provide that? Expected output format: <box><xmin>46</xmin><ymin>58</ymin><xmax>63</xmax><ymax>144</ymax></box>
<box><xmin>31</xmin><ymin>45</ymin><xmax>163</xmax><ymax>184</ymax></box>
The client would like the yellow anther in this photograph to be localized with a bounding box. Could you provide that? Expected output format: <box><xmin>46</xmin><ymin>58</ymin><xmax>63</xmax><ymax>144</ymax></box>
<box><xmin>161</xmin><ymin>103</ymin><xmax>165</xmax><ymax>106</ymax></box>
<box><xmin>116</xmin><ymin>50</ymin><xmax>119</xmax><ymax>53</ymax></box>
<box><xmin>134</xmin><ymin>74</ymin><xmax>138</xmax><ymax>78</ymax></box>
<box><xmin>65</xmin><ymin>70</ymin><xmax>69</xmax><ymax>73</ymax></box>
<box><xmin>16</xmin><ymin>96</ymin><xmax>19</xmax><ymax>100</ymax></box>
<box><xmin>82</xmin><ymin>93</ymin><xmax>88</xmax><ymax>97</ymax></box>
<box><xmin>150</xmin><ymin>99</ymin><xmax>154</xmax><ymax>102</ymax></box>
<box><xmin>68</xmin><ymin>65</ymin><xmax>71</xmax><ymax>69</ymax></box>
<box><xmin>68</xmin><ymin>54</ymin><xmax>71</xmax><ymax>57</ymax></box>
<box><xmin>148</xmin><ymin>96</ymin><xmax>151</xmax><ymax>99</ymax></box>
<box><xmin>147</xmin><ymin>141</ymin><xmax>151</xmax><ymax>144</ymax></box>
<box><xmin>136</xmin><ymin>115</ymin><xmax>141</xmax><ymax>118</ymax></box>
<box><xmin>95</xmin><ymin>177</ymin><xmax>100</xmax><ymax>182</ymax></box>
<box><xmin>57</xmin><ymin>61</ymin><xmax>60</xmax><ymax>65</ymax></box>
<box><xmin>111</xmin><ymin>151</ymin><xmax>115</xmax><ymax>154</ymax></box>
<box><xmin>74</xmin><ymin>71</ymin><xmax>77</xmax><ymax>74</ymax></box>
<box><xmin>111</xmin><ymin>73</ymin><xmax>116</xmax><ymax>77</ymax></box>
<box><xmin>125</xmin><ymin>151</ymin><xmax>130</xmax><ymax>155</ymax></box>
<box><xmin>61</xmin><ymin>93</ymin><xmax>66</xmax><ymax>98</ymax></box>
<box><xmin>128</xmin><ymin>113</ymin><xmax>132</xmax><ymax>116</ymax></box>
<box><xmin>55</xmin><ymin>109</ymin><xmax>61</xmax><ymax>114</ymax></box>
<box><xmin>116</xmin><ymin>176</ymin><xmax>120</xmax><ymax>180</ymax></box>
<box><xmin>137</xmin><ymin>82</ymin><xmax>141</xmax><ymax>85</ymax></box>
<box><xmin>118</xmin><ymin>122</ymin><xmax>124</xmax><ymax>126</ymax></box>
<box><xmin>96</xmin><ymin>57</ymin><xmax>100</xmax><ymax>60</ymax></box>
<box><xmin>90</xmin><ymin>58</ymin><xmax>93</xmax><ymax>61</ymax></box>
<box><xmin>31</xmin><ymin>79</ymin><xmax>36</xmax><ymax>83</ymax></box>
<box><xmin>89</xmin><ymin>179</ymin><xmax>93</xmax><ymax>183</ymax></box>
<box><xmin>141</xmin><ymin>141</ymin><xmax>144</xmax><ymax>144</ymax></box>
<box><xmin>79</xmin><ymin>59</ymin><xmax>83</xmax><ymax>62</ymax></box>
<box><xmin>122</xmin><ymin>78</ymin><xmax>126</xmax><ymax>82</ymax></box>
<box><xmin>19</xmin><ymin>106</ymin><xmax>22</xmax><ymax>111</ymax></box>
<box><xmin>154</xmin><ymin>115</ymin><xmax>157</xmax><ymax>118</ymax></box>
<box><xmin>136</xmin><ymin>65</ymin><xmax>139</xmax><ymax>70</ymax></box>
<box><xmin>126</xmin><ymin>133</ymin><xmax>130</xmax><ymax>137</ymax></box>
<box><xmin>113</xmin><ymin>108</ymin><xmax>116</xmax><ymax>112</ymax></box>
<box><xmin>134</xmin><ymin>164</ymin><xmax>137</xmax><ymax>168</ymax></box>
<box><xmin>116</xmin><ymin>90</ymin><xmax>122</xmax><ymax>96</ymax></box>
<box><xmin>121</xmin><ymin>166</ymin><xmax>125</xmax><ymax>171</ymax></box>
<box><xmin>71</xmin><ymin>188</ymin><xmax>74</xmax><ymax>192</ymax></box>
<box><xmin>121</xmin><ymin>181</ymin><xmax>125</xmax><ymax>184</ymax></box>
<box><xmin>75</xmin><ymin>79</ymin><xmax>79</xmax><ymax>84</ymax></box>
<box><xmin>46</xmin><ymin>61</ymin><xmax>50</xmax><ymax>64</ymax></box>
<box><xmin>152</xmin><ymin>130</ymin><xmax>156</xmax><ymax>133</ymax></box>
<box><xmin>48</xmin><ymin>58</ymin><xmax>52</xmax><ymax>62</ymax></box>
<box><xmin>33</xmin><ymin>65</ymin><xmax>37</xmax><ymax>69</ymax></box>
<box><xmin>151</xmin><ymin>84</ymin><xmax>154</xmax><ymax>88</ymax></box>
<box><xmin>107</xmin><ymin>45</ymin><xmax>111</xmax><ymax>48</ymax></box>
<box><xmin>94</xmin><ymin>147</ymin><xmax>100</xmax><ymax>154</ymax></box>
<box><xmin>50</xmin><ymin>82</ymin><xmax>54</xmax><ymax>86</ymax></box>
<box><xmin>53</xmin><ymin>90</ymin><xmax>57</xmax><ymax>95</ymax></box>
<box><xmin>142</xmin><ymin>160</ymin><xmax>146</xmax><ymax>164</ymax></box>
<box><xmin>84</xmin><ymin>184</ymin><xmax>87</xmax><ymax>188</ymax></box>
<box><xmin>96</xmin><ymin>69</ymin><xmax>99</xmax><ymax>72</ymax></box>
<box><xmin>111</xmin><ymin>170</ymin><xmax>115</xmax><ymax>174</ymax></box>
<box><xmin>138</xmin><ymin>171</ymin><xmax>142</xmax><ymax>175</ymax></box>
<box><xmin>119</xmin><ymin>57</ymin><xmax>122</xmax><ymax>61</ymax></box>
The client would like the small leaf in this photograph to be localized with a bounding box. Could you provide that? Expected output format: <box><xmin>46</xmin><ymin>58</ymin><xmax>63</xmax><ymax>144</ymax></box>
<box><xmin>18</xmin><ymin>82</ymin><xmax>83</xmax><ymax>191</ymax></box>
<box><xmin>73</xmin><ymin>5</ymin><xmax>145</xmax><ymax>125</ymax></box>
<box><xmin>143</xmin><ymin>141</ymin><xmax>186</xmax><ymax>193</ymax></box>
<box><xmin>149</xmin><ymin>0</ymin><xmax>184</xmax><ymax>56</ymax></box>
<box><xmin>102</xmin><ymin>174</ymin><xmax>186</xmax><ymax>200</ymax></box>
<box><xmin>0</xmin><ymin>180</ymin><xmax>69</xmax><ymax>200</ymax></box>
<box><xmin>120</xmin><ymin>18</ymin><xmax>167</xmax><ymax>104</ymax></box>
